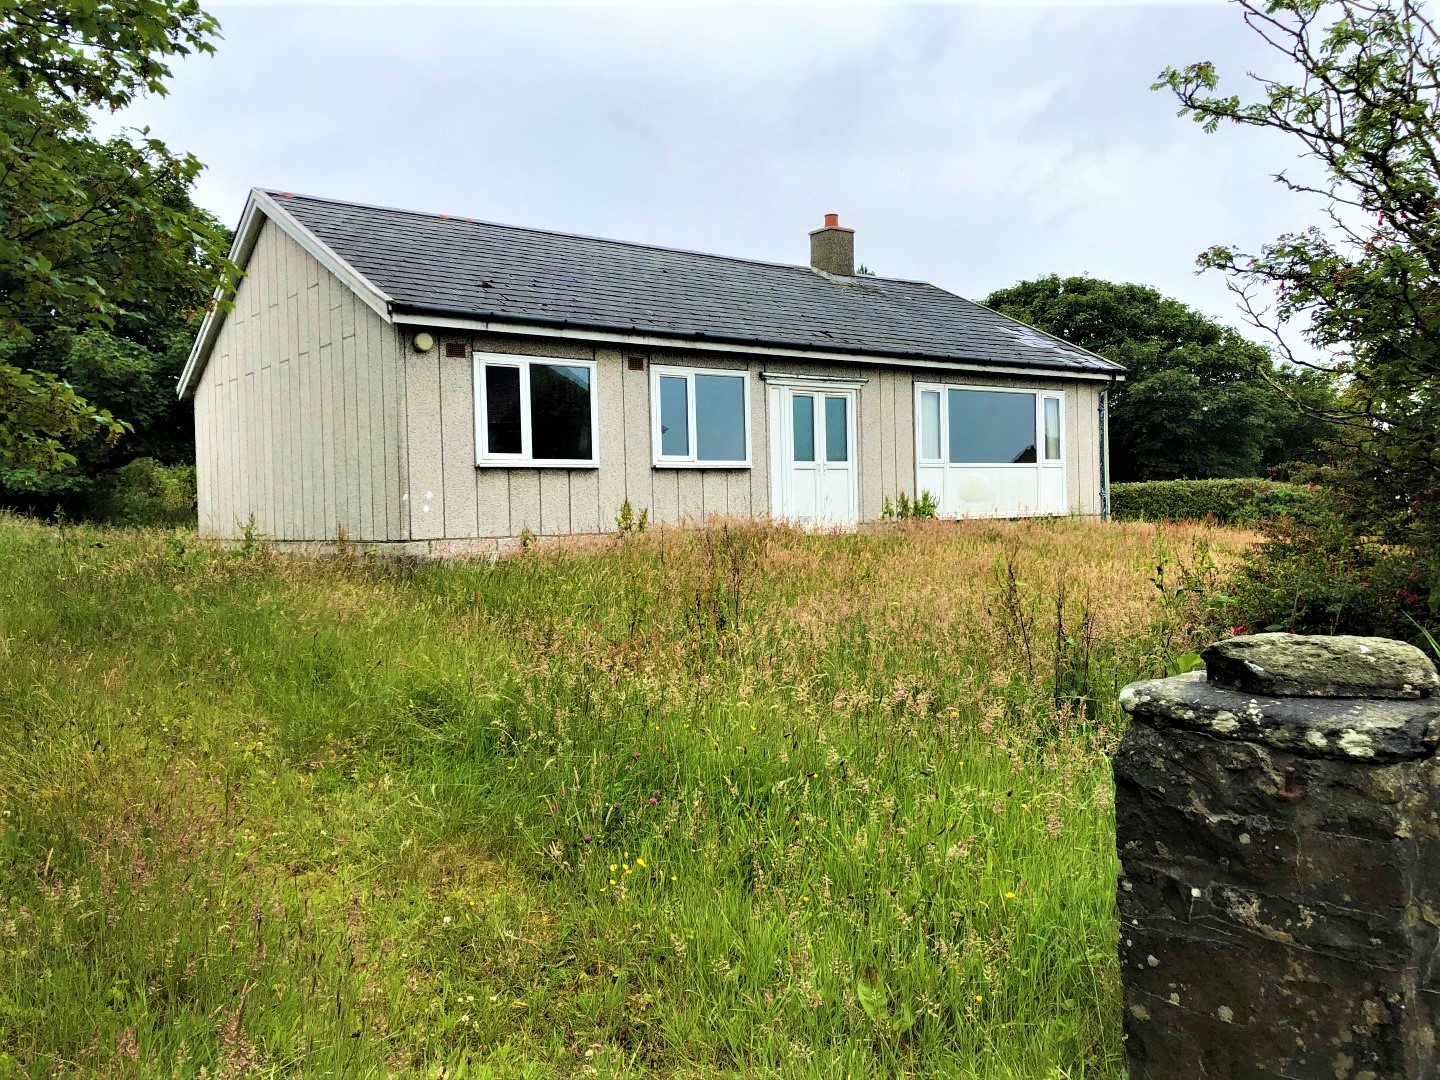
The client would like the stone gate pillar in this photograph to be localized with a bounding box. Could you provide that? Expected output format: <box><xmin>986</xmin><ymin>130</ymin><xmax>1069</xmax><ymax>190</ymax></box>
<box><xmin>1116</xmin><ymin>633</ymin><xmax>1440</xmax><ymax>1079</ymax></box>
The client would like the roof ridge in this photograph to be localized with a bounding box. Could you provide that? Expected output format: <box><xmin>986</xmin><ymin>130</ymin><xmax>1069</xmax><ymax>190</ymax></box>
<box><xmin>263</xmin><ymin>189</ymin><xmax>935</xmax><ymax>285</ymax></box>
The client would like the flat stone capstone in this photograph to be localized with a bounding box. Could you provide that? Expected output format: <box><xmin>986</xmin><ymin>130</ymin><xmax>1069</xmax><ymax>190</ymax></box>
<box><xmin>1202</xmin><ymin>632</ymin><xmax>1439</xmax><ymax>699</ymax></box>
<box><xmin>1118</xmin><ymin>669</ymin><xmax>1440</xmax><ymax>763</ymax></box>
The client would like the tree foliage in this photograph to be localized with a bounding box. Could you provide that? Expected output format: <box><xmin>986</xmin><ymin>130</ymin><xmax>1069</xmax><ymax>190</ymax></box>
<box><xmin>0</xmin><ymin>363</ymin><xmax>121</xmax><ymax>473</ymax></box>
<box><xmin>0</xmin><ymin>0</ymin><xmax>215</xmax><ymax>106</ymax></box>
<box><xmin>0</xmin><ymin>296</ymin><xmax>214</xmax><ymax>510</ymax></box>
<box><xmin>0</xmin><ymin>0</ymin><xmax>231</xmax><ymax>474</ymax></box>
<box><xmin>1158</xmin><ymin>0</ymin><xmax>1440</xmax><ymax>636</ymax></box>
<box><xmin>983</xmin><ymin>275</ymin><xmax>1337</xmax><ymax>482</ymax></box>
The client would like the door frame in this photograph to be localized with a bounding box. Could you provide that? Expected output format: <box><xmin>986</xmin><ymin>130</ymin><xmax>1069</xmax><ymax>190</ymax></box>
<box><xmin>762</xmin><ymin>372</ymin><xmax>867</xmax><ymax>527</ymax></box>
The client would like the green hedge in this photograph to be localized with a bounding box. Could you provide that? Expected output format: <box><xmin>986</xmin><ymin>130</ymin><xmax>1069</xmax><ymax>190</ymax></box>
<box><xmin>88</xmin><ymin>458</ymin><xmax>197</xmax><ymax>526</ymax></box>
<box><xmin>1110</xmin><ymin>478</ymin><xmax>1316</xmax><ymax>525</ymax></box>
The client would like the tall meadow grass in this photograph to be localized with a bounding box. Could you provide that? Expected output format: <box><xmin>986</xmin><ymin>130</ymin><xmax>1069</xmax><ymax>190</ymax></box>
<box><xmin>0</xmin><ymin>515</ymin><xmax>1246</xmax><ymax>1078</ymax></box>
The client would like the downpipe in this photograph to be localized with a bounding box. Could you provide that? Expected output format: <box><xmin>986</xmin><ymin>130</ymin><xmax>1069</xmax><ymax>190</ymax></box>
<box><xmin>1098</xmin><ymin>383</ymin><xmax>1113</xmax><ymax>520</ymax></box>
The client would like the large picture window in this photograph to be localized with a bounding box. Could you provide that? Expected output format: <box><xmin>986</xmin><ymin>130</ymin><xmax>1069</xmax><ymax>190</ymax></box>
<box><xmin>651</xmin><ymin>366</ymin><xmax>751</xmax><ymax>467</ymax></box>
<box><xmin>474</xmin><ymin>352</ymin><xmax>599</xmax><ymax>466</ymax></box>
<box><xmin>948</xmin><ymin>389</ymin><xmax>1037</xmax><ymax>464</ymax></box>
<box><xmin>916</xmin><ymin>386</ymin><xmax>1062</xmax><ymax>466</ymax></box>
<box><xmin>914</xmin><ymin>383</ymin><xmax>1067</xmax><ymax>518</ymax></box>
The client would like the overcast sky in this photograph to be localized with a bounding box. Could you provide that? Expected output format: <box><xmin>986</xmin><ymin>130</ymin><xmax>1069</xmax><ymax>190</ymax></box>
<box><xmin>114</xmin><ymin>0</ymin><xmax>1319</xmax><ymax>345</ymax></box>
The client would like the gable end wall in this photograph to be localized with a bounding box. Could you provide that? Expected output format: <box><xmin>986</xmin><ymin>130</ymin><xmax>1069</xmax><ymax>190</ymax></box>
<box><xmin>193</xmin><ymin>217</ymin><xmax>406</xmax><ymax>543</ymax></box>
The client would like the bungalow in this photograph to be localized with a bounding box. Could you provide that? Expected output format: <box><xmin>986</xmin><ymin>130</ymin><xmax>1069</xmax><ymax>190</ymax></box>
<box><xmin>180</xmin><ymin>190</ymin><xmax>1125</xmax><ymax>555</ymax></box>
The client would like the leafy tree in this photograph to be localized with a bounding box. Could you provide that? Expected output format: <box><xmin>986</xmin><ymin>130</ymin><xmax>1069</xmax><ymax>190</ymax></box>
<box><xmin>983</xmin><ymin>275</ymin><xmax>1337</xmax><ymax>481</ymax></box>
<box><xmin>0</xmin><ymin>291</ymin><xmax>216</xmax><ymax>512</ymax></box>
<box><xmin>0</xmin><ymin>1</ymin><xmax>232</xmax><ymax>474</ymax></box>
<box><xmin>1157</xmin><ymin>0</ymin><xmax>1440</xmax><ymax>638</ymax></box>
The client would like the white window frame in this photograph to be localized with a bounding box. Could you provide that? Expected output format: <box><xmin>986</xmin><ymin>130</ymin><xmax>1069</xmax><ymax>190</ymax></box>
<box><xmin>650</xmin><ymin>364</ymin><xmax>752</xmax><ymax>469</ymax></box>
<box><xmin>916</xmin><ymin>387</ymin><xmax>945</xmax><ymax>465</ymax></box>
<box><xmin>474</xmin><ymin>351</ymin><xmax>600</xmax><ymax>468</ymax></box>
<box><xmin>1041</xmin><ymin>393</ymin><xmax>1065</xmax><ymax>464</ymax></box>
<box><xmin>914</xmin><ymin>383</ymin><xmax>1065</xmax><ymax>468</ymax></box>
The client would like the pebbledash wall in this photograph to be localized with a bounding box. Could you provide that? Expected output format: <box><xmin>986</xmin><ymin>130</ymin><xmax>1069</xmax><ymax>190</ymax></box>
<box><xmin>194</xmin><ymin>218</ymin><xmax>1107</xmax><ymax>555</ymax></box>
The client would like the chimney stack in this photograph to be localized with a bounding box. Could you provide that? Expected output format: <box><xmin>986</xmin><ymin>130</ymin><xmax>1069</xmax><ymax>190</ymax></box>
<box><xmin>809</xmin><ymin>213</ymin><xmax>855</xmax><ymax>277</ymax></box>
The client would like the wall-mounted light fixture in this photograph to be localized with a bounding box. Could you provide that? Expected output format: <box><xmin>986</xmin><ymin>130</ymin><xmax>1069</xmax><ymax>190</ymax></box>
<box><xmin>412</xmin><ymin>332</ymin><xmax>435</xmax><ymax>353</ymax></box>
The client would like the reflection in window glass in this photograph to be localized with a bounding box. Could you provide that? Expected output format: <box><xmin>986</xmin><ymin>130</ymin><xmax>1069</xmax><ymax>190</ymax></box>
<box><xmin>825</xmin><ymin>396</ymin><xmax>848</xmax><ymax>462</ymax></box>
<box><xmin>529</xmin><ymin>363</ymin><xmax>592</xmax><ymax>460</ymax></box>
<box><xmin>920</xmin><ymin>390</ymin><xmax>941</xmax><ymax>461</ymax></box>
<box><xmin>659</xmin><ymin>376</ymin><xmax>689</xmax><ymax>457</ymax></box>
<box><xmin>947</xmin><ymin>389</ymin><xmax>1036</xmax><ymax>464</ymax></box>
<box><xmin>792</xmin><ymin>394</ymin><xmax>815</xmax><ymax>462</ymax></box>
<box><xmin>1044</xmin><ymin>398</ymin><xmax>1061</xmax><ymax>461</ymax></box>
<box><xmin>485</xmin><ymin>365</ymin><xmax>522</xmax><ymax>455</ymax></box>
<box><xmin>695</xmin><ymin>374</ymin><xmax>746</xmax><ymax>461</ymax></box>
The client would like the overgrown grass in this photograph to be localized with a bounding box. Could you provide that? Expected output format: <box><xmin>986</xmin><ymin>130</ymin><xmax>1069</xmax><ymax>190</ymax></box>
<box><xmin>0</xmin><ymin>515</ymin><xmax>1247</xmax><ymax>1078</ymax></box>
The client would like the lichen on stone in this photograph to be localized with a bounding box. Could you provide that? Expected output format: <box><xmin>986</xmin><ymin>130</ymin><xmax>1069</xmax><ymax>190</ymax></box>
<box><xmin>1118</xmin><ymin>668</ymin><xmax>1440</xmax><ymax>763</ymax></box>
<box><xmin>1203</xmin><ymin>633</ymin><xmax>1438</xmax><ymax>700</ymax></box>
<box><xmin>1338</xmin><ymin>729</ymin><xmax>1376</xmax><ymax>759</ymax></box>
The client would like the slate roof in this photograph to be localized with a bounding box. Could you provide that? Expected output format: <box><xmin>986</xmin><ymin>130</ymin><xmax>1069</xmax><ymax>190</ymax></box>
<box><xmin>269</xmin><ymin>191</ymin><xmax>1123</xmax><ymax>376</ymax></box>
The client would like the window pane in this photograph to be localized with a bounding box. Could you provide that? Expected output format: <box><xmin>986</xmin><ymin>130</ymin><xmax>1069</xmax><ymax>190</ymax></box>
<box><xmin>695</xmin><ymin>374</ymin><xmax>746</xmax><ymax>462</ymax></box>
<box><xmin>825</xmin><ymin>396</ymin><xmax>848</xmax><ymax>462</ymax></box>
<box><xmin>529</xmin><ymin>363</ymin><xmax>592</xmax><ymax>460</ymax></box>
<box><xmin>659</xmin><ymin>376</ymin><xmax>689</xmax><ymax>457</ymax></box>
<box><xmin>1044</xmin><ymin>398</ymin><xmax>1061</xmax><ymax>461</ymax></box>
<box><xmin>792</xmin><ymin>394</ymin><xmax>815</xmax><ymax>462</ymax></box>
<box><xmin>920</xmin><ymin>390</ymin><xmax>941</xmax><ymax>460</ymax></box>
<box><xmin>485</xmin><ymin>365</ymin><xmax>522</xmax><ymax>455</ymax></box>
<box><xmin>947</xmin><ymin>389</ymin><xmax>1037</xmax><ymax>464</ymax></box>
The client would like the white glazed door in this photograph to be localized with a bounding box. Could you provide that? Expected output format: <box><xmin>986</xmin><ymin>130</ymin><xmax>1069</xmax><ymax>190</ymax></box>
<box><xmin>776</xmin><ymin>387</ymin><xmax>857</xmax><ymax>527</ymax></box>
